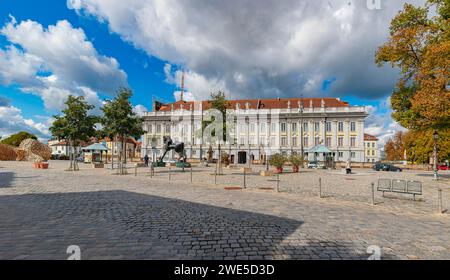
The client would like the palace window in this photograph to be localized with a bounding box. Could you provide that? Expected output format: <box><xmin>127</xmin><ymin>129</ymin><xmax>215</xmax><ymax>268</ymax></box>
<box><xmin>292</xmin><ymin>137</ymin><xmax>297</xmax><ymax>147</ymax></box>
<box><xmin>338</xmin><ymin>122</ymin><xmax>344</xmax><ymax>132</ymax></box>
<box><xmin>314</xmin><ymin>122</ymin><xmax>320</xmax><ymax>132</ymax></box>
<box><xmin>303</xmin><ymin>123</ymin><xmax>308</xmax><ymax>133</ymax></box>
<box><xmin>260</xmin><ymin>123</ymin><xmax>266</xmax><ymax>133</ymax></box>
<box><xmin>350</xmin><ymin>122</ymin><xmax>356</xmax><ymax>132</ymax></box>
<box><xmin>326</xmin><ymin>122</ymin><xmax>331</xmax><ymax>132</ymax></box>
<box><xmin>338</xmin><ymin>137</ymin><xmax>344</xmax><ymax>147</ymax></box>
<box><xmin>326</xmin><ymin>137</ymin><xmax>332</xmax><ymax>147</ymax></box>
<box><xmin>281</xmin><ymin>137</ymin><xmax>287</xmax><ymax>147</ymax></box>
<box><xmin>281</xmin><ymin>123</ymin><xmax>287</xmax><ymax>132</ymax></box>
<box><xmin>350</xmin><ymin>137</ymin><xmax>356</xmax><ymax>147</ymax></box>
<box><xmin>303</xmin><ymin>137</ymin><xmax>309</xmax><ymax>147</ymax></box>
<box><xmin>292</xmin><ymin>123</ymin><xmax>297</xmax><ymax>133</ymax></box>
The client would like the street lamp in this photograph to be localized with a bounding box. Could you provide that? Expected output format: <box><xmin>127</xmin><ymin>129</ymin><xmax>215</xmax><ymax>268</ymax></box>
<box><xmin>433</xmin><ymin>131</ymin><xmax>438</xmax><ymax>180</ymax></box>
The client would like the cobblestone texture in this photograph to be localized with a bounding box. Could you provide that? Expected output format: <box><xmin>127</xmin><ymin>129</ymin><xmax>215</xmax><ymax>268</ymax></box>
<box><xmin>0</xmin><ymin>161</ymin><xmax>449</xmax><ymax>260</ymax></box>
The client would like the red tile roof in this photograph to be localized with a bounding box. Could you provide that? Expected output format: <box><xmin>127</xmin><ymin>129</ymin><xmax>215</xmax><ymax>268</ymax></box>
<box><xmin>364</xmin><ymin>134</ymin><xmax>378</xmax><ymax>141</ymax></box>
<box><xmin>156</xmin><ymin>98</ymin><xmax>349</xmax><ymax>112</ymax></box>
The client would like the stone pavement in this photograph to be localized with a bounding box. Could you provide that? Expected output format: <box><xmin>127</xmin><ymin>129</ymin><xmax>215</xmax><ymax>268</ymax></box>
<box><xmin>0</xmin><ymin>161</ymin><xmax>449</xmax><ymax>260</ymax></box>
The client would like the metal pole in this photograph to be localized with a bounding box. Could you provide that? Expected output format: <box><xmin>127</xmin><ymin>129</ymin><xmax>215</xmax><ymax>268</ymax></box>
<box><xmin>433</xmin><ymin>131</ymin><xmax>438</xmax><ymax>180</ymax></box>
<box><xmin>169</xmin><ymin>165</ymin><xmax>171</xmax><ymax>180</ymax></box>
<box><xmin>214</xmin><ymin>167</ymin><xmax>217</xmax><ymax>185</ymax></box>
<box><xmin>371</xmin><ymin>182</ymin><xmax>375</xmax><ymax>206</ymax></box>
<box><xmin>243</xmin><ymin>169</ymin><xmax>246</xmax><ymax>189</ymax></box>
<box><xmin>438</xmin><ymin>188</ymin><xmax>443</xmax><ymax>214</ymax></box>
<box><xmin>276</xmin><ymin>174</ymin><xmax>280</xmax><ymax>193</ymax></box>
<box><xmin>319</xmin><ymin>177</ymin><xmax>322</xmax><ymax>198</ymax></box>
<box><xmin>135</xmin><ymin>165</ymin><xmax>137</xmax><ymax>177</ymax></box>
<box><xmin>190</xmin><ymin>166</ymin><xmax>193</xmax><ymax>183</ymax></box>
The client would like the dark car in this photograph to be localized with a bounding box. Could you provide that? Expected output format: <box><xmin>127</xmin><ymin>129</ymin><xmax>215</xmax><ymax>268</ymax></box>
<box><xmin>373</xmin><ymin>163</ymin><xmax>402</xmax><ymax>172</ymax></box>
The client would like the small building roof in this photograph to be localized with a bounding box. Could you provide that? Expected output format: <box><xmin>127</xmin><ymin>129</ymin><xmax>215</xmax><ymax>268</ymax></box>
<box><xmin>364</xmin><ymin>134</ymin><xmax>378</xmax><ymax>141</ymax></box>
<box><xmin>81</xmin><ymin>143</ymin><xmax>109</xmax><ymax>151</ymax></box>
<box><xmin>309</xmin><ymin>145</ymin><xmax>332</xmax><ymax>154</ymax></box>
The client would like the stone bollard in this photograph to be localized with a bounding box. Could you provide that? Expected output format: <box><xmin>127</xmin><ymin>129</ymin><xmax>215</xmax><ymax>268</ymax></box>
<box><xmin>134</xmin><ymin>164</ymin><xmax>138</xmax><ymax>177</ymax></box>
<box><xmin>243</xmin><ymin>169</ymin><xmax>246</xmax><ymax>189</ymax></box>
<box><xmin>276</xmin><ymin>174</ymin><xmax>280</xmax><ymax>193</ymax></box>
<box><xmin>190</xmin><ymin>166</ymin><xmax>193</xmax><ymax>183</ymax></box>
<box><xmin>169</xmin><ymin>165</ymin><xmax>171</xmax><ymax>180</ymax></box>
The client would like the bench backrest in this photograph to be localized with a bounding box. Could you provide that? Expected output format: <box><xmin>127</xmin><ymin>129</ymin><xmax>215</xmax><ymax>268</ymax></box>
<box><xmin>377</xmin><ymin>179</ymin><xmax>392</xmax><ymax>192</ymax></box>
<box><xmin>378</xmin><ymin>179</ymin><xmax>422</xmax><ymax>195</ymax></box>
<box><xmin>392</xmin><ymin>179</ymin><xmax>407</xmax><ymax>193</ymax></box>
<box><xmin>406</xmin><ymin>180</ymin><xmax>422</xmax><ymax>195</ymax></box>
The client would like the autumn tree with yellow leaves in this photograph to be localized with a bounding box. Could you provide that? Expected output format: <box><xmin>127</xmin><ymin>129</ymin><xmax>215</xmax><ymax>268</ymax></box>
<box><xmin>376</xmin><ymin>0</ymin><xmax>449</xmax><ymax>131</ymax></box>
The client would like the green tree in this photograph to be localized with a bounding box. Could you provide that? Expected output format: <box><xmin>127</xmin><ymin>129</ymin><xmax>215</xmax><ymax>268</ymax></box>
<box><xmin>375</xmin><ymin>0</ymin><xmax>450</xmax><ymax>131</ymax></box>
<box><xmin>196</xmin><ymin>91</ymin><xmax>230</xmax><ymax>165</ymax></box>
<box><xmin>404</xmin><ymin>130</ymin><xmax>450</xmax><ymax>164</ymax></box>
<box><xmin>0</xmin><ymin>131</ymin><xmax>38</xmax><ymax>147</ymax></box>
<box><xmin>101</xmin><ymin>88</ymin><xmax>144</xmax><ymax>174</ymax></box>
<box><xmin>49</xmin><ymin>95</ymin><xmax>98</xmax><ymax>171</ymax></box>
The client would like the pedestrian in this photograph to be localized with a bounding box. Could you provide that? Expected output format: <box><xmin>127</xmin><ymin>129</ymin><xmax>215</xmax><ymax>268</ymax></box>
<box><xmin>144</xmin><ymin>154</ymin><xmax>149</xmax><ymax>167</ymax></box>
<box><xmin>346</xmin><ymin>159</ymin><xmax>352</xmax><ymax>174</ymax></box>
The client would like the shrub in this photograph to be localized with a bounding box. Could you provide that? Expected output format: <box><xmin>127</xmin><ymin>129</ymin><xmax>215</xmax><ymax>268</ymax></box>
<box><xmin>221</xmin><ymin>152</ymin><xmax>230</xmax><ymax>166</ymax></box>
<box><xmin>1</xmin><ymin>131</ymin><xmax>37</xmax><ymax>147</ymax></box>
<box><xmin>289</xmin><ymin>154</ymin><xmax>304</xmax><ymax>167</ymax></box>
<box><xmin>269</xmin><ymin>153</ymin><xmax>287</xmax><ymax>168</ymax></box>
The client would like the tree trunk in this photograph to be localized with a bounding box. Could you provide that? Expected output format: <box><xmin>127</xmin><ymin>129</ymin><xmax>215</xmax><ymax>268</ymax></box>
<box><xmin>121</xmin><ymin>138</ymin><xmax>126</xmax><ymax>175</ymax></box>
<box><xmin>111</xmin><ymin>141</ymin><xmax>114</xmax><ymax>170</ymax></box>
<box><xmin>68</xmin><ymin>139</ymin><xmax>74</xmax><ymax>171</ymax></box>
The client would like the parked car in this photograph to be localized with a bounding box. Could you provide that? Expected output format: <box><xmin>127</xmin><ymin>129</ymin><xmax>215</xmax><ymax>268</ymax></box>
<box><xmin>307</xmin><ymin>161</ymin><xmax>323</xmax><ymax>169</ymax></box>
<box><xmin>373</xmin><ymin>163</ymin><xmax>402</xmax><ymax>172</ymax></box>
<box><xmin>438</xmin><ymin>164</ymin><xmax>449</xmax><ymax>171</ymax></box>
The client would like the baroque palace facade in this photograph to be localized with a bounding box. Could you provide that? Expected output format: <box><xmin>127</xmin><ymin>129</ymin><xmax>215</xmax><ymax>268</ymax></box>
<box><xmin>141</xmin><ymin>98</ymin><xmax>368</xmax><ymax>164</ymax></box>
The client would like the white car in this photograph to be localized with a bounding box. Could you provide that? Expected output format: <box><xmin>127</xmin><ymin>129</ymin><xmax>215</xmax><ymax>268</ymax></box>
<box><xmin>307</xmin><ymin>161</ymin><xmax>323</xmax><ymax>169</ymax></box>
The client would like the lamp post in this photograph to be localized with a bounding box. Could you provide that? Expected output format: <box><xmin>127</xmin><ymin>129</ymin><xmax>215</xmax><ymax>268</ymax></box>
<box><xmin>433</xmin><ymin>131</ymin><xmax>438</xmax><ymax>180</ymax></box>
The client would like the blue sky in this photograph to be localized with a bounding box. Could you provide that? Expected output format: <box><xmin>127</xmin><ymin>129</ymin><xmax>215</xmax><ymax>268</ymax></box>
<box><xmin>0</xmin><ymin>0</ymin><xmax>417</xmax><ymax>142</ymax></box>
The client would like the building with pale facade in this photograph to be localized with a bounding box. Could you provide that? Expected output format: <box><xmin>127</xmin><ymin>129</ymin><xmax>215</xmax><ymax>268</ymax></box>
<box><xmin>142</xmin><ymin>98</ymin><xmax>368</xmax><ymax>164</ymax></box>
<box><xmin>364</xmin><ymin>134</ymin><xmax>380</xmax><ymax>163</ymax></box>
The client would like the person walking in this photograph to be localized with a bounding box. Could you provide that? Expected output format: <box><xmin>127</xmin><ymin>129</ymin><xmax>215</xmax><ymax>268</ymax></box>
<box><xmin>144</xmin><ymin>154</ymin><xmax>149</xmax><ymax>167</ymax></box>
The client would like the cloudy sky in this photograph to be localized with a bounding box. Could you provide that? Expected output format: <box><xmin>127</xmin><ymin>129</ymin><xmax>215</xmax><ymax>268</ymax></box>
<box><xmin>0</xmin><ymin>0</ymin><xmax>422</xmax><ymax>143</ymax></box>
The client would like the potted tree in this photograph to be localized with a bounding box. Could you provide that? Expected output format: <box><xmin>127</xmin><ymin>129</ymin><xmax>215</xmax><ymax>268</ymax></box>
<box><xmin>40</xmin><ymin>161</ymin><xmax>49</xmax><ymax>169</ymax></box>
<box><xmin>289</xmin><ymin>154</ymin><xmax>303</xmax><ymax>173</ymax></box>
<box><xmin>269</xmin><ymin>153</ymin><xmax>286</xmax><ymax>174</ymax></box>
<box><xmin>221</xmin><ymin>152</ymin><xmax>230</xmax><ymax>167</ymax></box>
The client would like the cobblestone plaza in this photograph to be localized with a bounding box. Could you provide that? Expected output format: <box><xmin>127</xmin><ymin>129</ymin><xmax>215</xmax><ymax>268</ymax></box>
<box><xmin>0</xmin><ymin>161</ymin><xmax>449</xmax><ymax>260</ymax></box>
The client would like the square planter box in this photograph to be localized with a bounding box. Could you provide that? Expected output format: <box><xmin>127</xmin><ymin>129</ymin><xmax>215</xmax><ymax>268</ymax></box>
<box><xmin>260</xmin><ymin>170</ymin><xmax>273</xmax><ymax>177</ymax></box>
<box><xmin>240</xmin><ymin>167</ymin><xmax>252</xmax><ymax>173</ymax></box>
<box><xmin>92</xmin><ymin>163</ymin><xmax>104</xmax><ymax>169</ymax></box>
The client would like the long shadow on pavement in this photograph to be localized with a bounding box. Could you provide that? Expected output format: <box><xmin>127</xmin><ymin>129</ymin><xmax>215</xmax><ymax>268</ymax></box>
<box><xmin>0</xmin><ymin>172</ymin><xmax>14</xmax><ymax>188</ymax></box>
<box><xmin>0</xmin><ymin>190</ymin><xmax>370</xmax><ymax>260</ymax></box>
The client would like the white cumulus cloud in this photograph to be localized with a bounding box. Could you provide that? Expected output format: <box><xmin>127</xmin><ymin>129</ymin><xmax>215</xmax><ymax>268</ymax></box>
<box><xmin>0</xmin><ymin>17</ymin><xmax>128</xmax><ymax>110</ymax></box>
<box><xmin>68</xmin><ymin>0</ymin><xmax>425</xmax><ymax>101</ymax></box>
